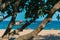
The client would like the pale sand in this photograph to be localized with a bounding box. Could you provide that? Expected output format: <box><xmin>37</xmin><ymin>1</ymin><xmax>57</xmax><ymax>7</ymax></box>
<box><xmin>0</xmin><ymin>29</ymin><xmax>60</xmax><ymax>40</ymax></box>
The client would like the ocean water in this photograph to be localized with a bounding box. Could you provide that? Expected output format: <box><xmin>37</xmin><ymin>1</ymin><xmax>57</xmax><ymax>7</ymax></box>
<box><xmin>0</xmin><ymin>21</ymin><xmax>60</xmax><ymax>30</ymax></box>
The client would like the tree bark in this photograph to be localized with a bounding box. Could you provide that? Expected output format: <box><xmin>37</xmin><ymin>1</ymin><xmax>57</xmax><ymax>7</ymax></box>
<box><xmin>15</xmin><ymin>1</ymin><xmax>60</xmax><ymax>40</ymax></box>
<box><xmin>2</xmin><ymin>0</ymin><xmax>20</xmax><ymax>38</ymax></box>
<box><xmin>18</xmin><ymin>17</ymin><xmax>38</xmax><ymax>31</ymax></box>
<box><xmin>0</xmin><ymin>1</ymin><xmax>11</xmax><ymax>11</ymax></box>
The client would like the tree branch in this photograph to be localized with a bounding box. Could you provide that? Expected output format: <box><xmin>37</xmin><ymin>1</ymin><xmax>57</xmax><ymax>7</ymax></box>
<box><xmin>15</xmin><ymin>1</ymin><xmax>60</xmax><ymax>40</ymax></box>
<box><xmin>0</xmin><ymin>15</ymin><xmax>10</xmax><ymax>22</ymax></box>
<box><xmin>2</xmin><ymin>0</ymin><xmax>20</xmax><ymax>38</ymax></box>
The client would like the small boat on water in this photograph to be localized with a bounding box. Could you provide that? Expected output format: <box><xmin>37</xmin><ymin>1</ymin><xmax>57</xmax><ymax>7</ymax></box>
<box><xmin>15</xmin><ymin>22</ymin><xmax>20</xmax><ymax>25</ymax></box>
<box><xmin>14</xmin><ymin>20</ymin><xmax>23</xmax><ymax>26</ymax></box>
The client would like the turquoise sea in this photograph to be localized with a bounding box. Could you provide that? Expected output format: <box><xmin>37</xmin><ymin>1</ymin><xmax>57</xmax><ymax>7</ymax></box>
<box><xmin>0</xmin><ymin>21</ymin><xmax>60</xmax><ymax>30</ymax></box>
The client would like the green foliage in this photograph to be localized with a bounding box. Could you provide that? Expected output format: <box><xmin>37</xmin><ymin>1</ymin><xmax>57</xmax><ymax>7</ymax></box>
<box><xmin>0</xmin><ymin>0</ymin><xmax>60</xmax><ymax>19</ymax></box>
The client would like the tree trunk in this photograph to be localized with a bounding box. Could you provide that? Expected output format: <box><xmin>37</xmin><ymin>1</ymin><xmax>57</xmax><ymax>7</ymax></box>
<box><xmin>15</xmin><ymin>1</ymin><xmax>60</xmax><ymax>40</ymax></box>
<box><xmin>2</xmin><ymin>0</ymin><xmax>20</xmax><ymax>38</ymax></box>
<box><xmin>2</xmin><ymin>12</ymin><xmax>17</xmax><ymax>38</ymax></box>
<box><xmin>18</xmin><ymin>17</ymin><xmax>37</xmax><ymax>31</ymax></box>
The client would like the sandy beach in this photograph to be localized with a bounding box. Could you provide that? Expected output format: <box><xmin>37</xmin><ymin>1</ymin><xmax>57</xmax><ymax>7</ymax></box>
<box><xmin>0</xmin><ymin>29</ymin><xmax>60</xmax><ymax>40</ymax></box>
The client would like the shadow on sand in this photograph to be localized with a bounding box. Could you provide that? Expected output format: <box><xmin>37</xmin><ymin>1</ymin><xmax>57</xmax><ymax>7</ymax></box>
<box><xmin>29</xmin><ymin>34</ymin><xmax>60</xmax><ymax>40</ymax></box>
<box><xmin>9</xmin><ymin>33</ymin><xmax>60</xmax><ymax>40</ymax></box>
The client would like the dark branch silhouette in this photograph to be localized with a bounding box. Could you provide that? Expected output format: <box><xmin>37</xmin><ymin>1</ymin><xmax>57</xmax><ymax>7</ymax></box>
<box><xmin>0</xmin><ymin>0</ymin><xmax>60</xmax><ymax>40</ymax></box>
